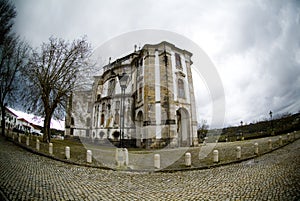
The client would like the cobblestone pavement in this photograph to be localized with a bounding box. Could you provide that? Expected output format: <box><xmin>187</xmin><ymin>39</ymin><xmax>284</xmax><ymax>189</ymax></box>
<box><xmin>0</xmin><ymin>136</ymin><xmax>299</xmax><ymax>200</ymax></box>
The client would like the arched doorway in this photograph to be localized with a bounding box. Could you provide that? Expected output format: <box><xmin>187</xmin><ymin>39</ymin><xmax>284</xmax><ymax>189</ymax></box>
<box><xmin>176</xmin><ymin>108</ymin><xmax>191</xmax><ymax>147</ymax></box>
<box><xmin>136</xmin><ymin>111</ymin><xmax>143</xmax><ymax>147</ymax></box>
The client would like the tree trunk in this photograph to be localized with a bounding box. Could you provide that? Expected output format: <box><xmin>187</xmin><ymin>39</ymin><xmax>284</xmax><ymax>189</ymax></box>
<box><xmin>1</xmin><ymin>105</ymin><xmax>5</xmax><ymax>136</ymax></box>
<box><xmin>43</xmin><ymin>113</ymin><xmax>52</xmax><ymax>143</ymax></box>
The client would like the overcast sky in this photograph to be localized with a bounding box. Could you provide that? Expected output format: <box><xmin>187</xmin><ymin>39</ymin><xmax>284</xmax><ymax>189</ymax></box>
<box><xmin>13</xmin><ymin>0</ymin><xmax>300</xmax><ymax>128</ymax></box>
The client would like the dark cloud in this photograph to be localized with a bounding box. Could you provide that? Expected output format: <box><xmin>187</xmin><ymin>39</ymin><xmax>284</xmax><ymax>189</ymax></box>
<box><xmin>12</xmin><ymin>0</ymin><xmax>300</xmax><ymax>127</ymax></box>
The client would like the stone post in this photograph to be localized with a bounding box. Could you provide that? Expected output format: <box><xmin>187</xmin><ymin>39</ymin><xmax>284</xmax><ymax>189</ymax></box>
<box><xmin>124</xmin><ymin>148</ymin><xmax>129</xmax><ymax>166</ymax></box>
<box><xmin>26</xmin><ymin>136</ymin><xmax>29</xmax><ymax>146</ymax></box>
<box><xmin>115</xmin><ymin>148</ymin><xmax>128</xmax><ymax>167</ymax></box>
<box><xmin>268</xmin><ymin>139</ymin><xmax>272</xmax><ymax>150</ymax></box>
<box><xmin>18</xmin><ymin>135</ymin><xmax>21</xmax><ymax>143</ymax></box>
<box><xmin>49</xmin><ymin>143</ymin><xmax>53</xmax><ymax>155</ymax></box>
<box><xmin>279</xmin><ymin>136</ymin><xmax>283</xmax><ymax>146</ymax></box>
<box><xmin>87</xmin><ymin>150</ymin><xmax>92</xmax><ymax>163</ymax></box>
<box><xmin>287</xmin><ymin>133</ymin><xmax>290</xmax><ymax>141</ymax></box>
<box><xmin>293</xmin><ymin>131</ymin><xmax>296</xmax><ymax>140</ymax></box>
<box><xmin>213</xmin><ymin>150</ymin><xmax>219</xmax><ymax>163</ymax></box>
<box><xmin>65</xmin><ymin>146</ymin><xmax>70</xmax><ymax>160</ymax></box>
<box><xmin>36</xmin><ymin>139</ymin><xmax>40</xmax><ymax>151</ymax></box>
<box><xmin>185</xmin><ymin>152</ymin><xmax>191</xmax><ymax>167</ymax></box>
<box><xmin>254</xmin><ymin>143</ymin><xmax>259</xmax><ymax>155</ymax></box>
<box><xmin>154</xmin><ymin>154</ymin><xmax>160</xmax><ymax>169</ymax></box>
<box><xmin>236</xmin><ymin>146</ymin><xmax>241</xmax><ymax>159</ymax></box>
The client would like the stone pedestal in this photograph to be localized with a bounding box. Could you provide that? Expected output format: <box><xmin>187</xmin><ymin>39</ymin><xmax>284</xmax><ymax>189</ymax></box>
<box><xmin>49</xmin><ymin>143</ymin><xmax>53</xmax><ymax>155</ymax></box>
<box><xmin>65</xmin><ymin>146</ymin><xmax>70</xmax><ymax>160</ymax></box>
<box><xmin>115</xmin><ymin>148</ymin><xmax>129</xmax><ymax>167</ymax></box>
<box><xmin>154</xmin><ymin>154</ymin><xmax>160</xmax><ymax>169</ymax></box>
<box><xmin>236</xmin><ymin>146</ymin><xmax>241</xmax><ymax>159</ymax></box>
<box><xmin>254</xmin><ymin>143</ymin><xmax>259</xmax><ymax>155</ymax></box>
<box><xmin>213</xmin><ymin>150</ymin><xmax>219</xmax><ymax>163</ymax></box>
<box><xmin>87</xmin><ymin>150</ymin><xmax>92</xmax><ymax>163</ymax></box>
<box><xmin>185</xmin><ymin>152</ymin><xmax>191</xmax><ymax>166</ymax></box>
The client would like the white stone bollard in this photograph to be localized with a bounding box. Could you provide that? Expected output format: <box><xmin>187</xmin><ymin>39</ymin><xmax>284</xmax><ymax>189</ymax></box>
<box><xmin>279</xmin><ymin>136</ymin><xmax>283</xmax><ymax>146</ymax></box>
<box><xmin>87</xmin><ymin>150</ymin><xmax>92</xmax><ymax>163</ymax></box>
<box><xmin>268</xmin><ymin>139</ymin><xmax>272</xmax><ymax>150</ymax></box>
<box><xmin>115</xmin><ymin>148</ymin><xmax>127</xmax><ymax>167</ymax></box>
<box><xmin>26</xmin><ymin>136</ymin><xmax>29</xmax><ymax>146</ymax></box>
<box><xmin>185</xmin><ymin>152</ymin><xmax>191</xmax><ymax>167</ymax></box>
<box><xmin>65</xmin><ymin>146</ymin><xmax>70</xmax><ymax>160</ymax></box>
<box><xmin>124</xmin><ymin>148</ymin><xmax>129</xmax><ymax>166</ymax></box>
<box><xmin>236</xmin><ymin>146</ymin><xmax>241</xmax><ymax>159</ymax></box>
<box><xmin>154</xmin><ymin>154</ymin><xmax>160</xmax><ymax>169</ymax></box>
<box><xmin>287</xmin><ymin>133</ymin><xmax>290</xmax><ymax>141</ymax></box>
<box><xmin>18</xmin><ymin>135</ymin><xmax>21</xmax><ymax>143</ymax></box>
<box><xmin>254</xmin><ymin>143</ymin><xmax>259</xmax><ymax>155</ymax></box>
<box><xmin>36</xmin><ymin>139</ymin><xmax>40</xmax><ymax>151</ymax></box>
<box><xmin>213</xmin><ymin>150</ymin><xmax>219</xmax><ymax>163</ymax></box>
<box><xmin>203</xmin><ymin>140</ymin><xmax>206</xmax><ymax>146</ymax></box>
<box><xmin>49</xmin><ymin>143</ymin><xmax>53</xmax><ymax>155</ymax></box>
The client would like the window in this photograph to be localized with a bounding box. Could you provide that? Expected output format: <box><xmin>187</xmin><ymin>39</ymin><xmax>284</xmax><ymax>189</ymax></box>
<box><xmin>102</xmin><ymin>103</ymin><xmax>105</xmax><ymax>112</ymax></box>
<box><xmin>100</xmin><ymin>114</ymin><xmax>105</xmax><ymax>126</ymax></box>
<box><xmin>137</xmin><ymin>59</ymin><xmax>143</xmax><ymax>77</ymax></box>
<box><xmin>116</xmin><ymin>101</ymin><xmax>120</xmax><ymax>110</ymax></box>
<box><xmin>114</xmin><ymin>112</ymin><xmax>120</xmax><ymax>125</ymax></box>
<box><xmin>138</xmin><ymin>83</ymin><xmax>143</xmax><ymax>102</ymax></box>
<box><xmin>97</xmin><ymin>94</ymin><xmax>101</xmax><ymax>101</ymax></box>
<box><xmin>175</xmin><ymin>53</ymin><xmax>182</xmax><ymax>69</ymax></box>
<box><xmin>137</xmin><ymin>65</ymin><xmax>143</xmax><ymax>77</ymax></box>
<box><xmin>178</xmin><ymin>79</ymin><xmax>185</xmax><ymax>98</ymax></box>
<box><xmin>107</xmin><ymin>79</ymin><xmax>116</xmax><ymax>96</ymax></box>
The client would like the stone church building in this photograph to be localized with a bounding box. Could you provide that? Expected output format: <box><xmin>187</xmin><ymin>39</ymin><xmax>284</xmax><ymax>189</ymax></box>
<box><xmin>65</xmin><ymin>41</ymin><xmax>198</xmax><ymax>148</ymax></box>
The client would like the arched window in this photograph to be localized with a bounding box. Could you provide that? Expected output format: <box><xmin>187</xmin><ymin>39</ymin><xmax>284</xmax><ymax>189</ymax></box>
<box><xmin>178</xmin><ymin>79</ymin><xmax>185</xmax><ymax>98</ymax></box>
<box><xmin>175</xmin><ymin>53</ymin><xmax>182</xmax><ymax>69</ymax></box>
<box><xmin>107</xmin><ymin>79</ymin><xmax>116</xmax><ymax>96</ymax></box>
<box><xmin>114</xmin><ymin>112</ymin><xmax>120</xmax><ymax>126</ymax></box>
<box><xmin>116</xmin><ymin>101</ymin><xmax>120</xmax><ymax>110</ymax></box>
<box><xmin>71</xmin><ymin>117</ymin><xmax>75</xmax><ymax>125</ymax></box>
<box><xmin>100</xmin><ymin>114</ymin><xmax>105</xmax><ymax>126</ymax></box>
<box><xmin>102</xmin><ymin>103</ymin><xmax>105</xmax><ymax>112</ymax></box>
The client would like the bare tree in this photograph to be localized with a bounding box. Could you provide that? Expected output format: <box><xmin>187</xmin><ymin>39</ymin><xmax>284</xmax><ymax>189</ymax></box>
<box><xmin>0</xmin><ymin>0</ymin><xmax>16</xmax><ymax>45</ymax></box>
<box><xmin>24</xmin><ymin>37</ymin><xmax>92</xmax><ymax>142</ymax></box>
<box><xmin>0</xmin><ymin>0</ymin><xmax>29</xmax><ymax>136</ymax></box>
<box><xmin>197</xmin><ymin>119</ymin><xmax>209</xmax><ymax>141</ymax></box>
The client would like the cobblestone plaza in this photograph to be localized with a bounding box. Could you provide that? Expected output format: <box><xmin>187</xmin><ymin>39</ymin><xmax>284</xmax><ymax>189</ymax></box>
<box><xmin>0</xmin><ymin>136</ymin><xmax>299</xmax><ymax>200</ymax></box>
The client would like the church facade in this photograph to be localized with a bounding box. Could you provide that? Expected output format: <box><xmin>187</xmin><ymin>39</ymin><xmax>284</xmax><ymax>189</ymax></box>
<box><xmin>65</xmin><ymin>41</ymin><xmax>198</xmax><ymax>148</ymax></box>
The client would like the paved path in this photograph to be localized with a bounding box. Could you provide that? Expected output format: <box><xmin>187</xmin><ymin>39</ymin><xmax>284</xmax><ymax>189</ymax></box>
<box><xmin>0</xmin><ymin>136</ymin><xmax>299</xmax><ymax>200</ymax></box>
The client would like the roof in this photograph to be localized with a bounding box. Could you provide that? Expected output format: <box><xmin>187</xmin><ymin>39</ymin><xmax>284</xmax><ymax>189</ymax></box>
<box><xmin>8</xmin><ymin>108</ymin><xmax>65</xmax><ymax>131</ymax></box>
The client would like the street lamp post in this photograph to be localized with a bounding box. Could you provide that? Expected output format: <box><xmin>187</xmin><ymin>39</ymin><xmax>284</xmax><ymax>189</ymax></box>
<box><xmin>118</xmin><ymin>72</ymin><xmax>129</xmax><ymax>148</ymax></box>
<box><xmin>269</xmin><ymin>111</ymin><xmax>273</xmax><ymax>135</ymax></box>
<box><xmin>240</xmin><ymin>121</ymin><xmax>243</xmax><ymax>140</ymax></box>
